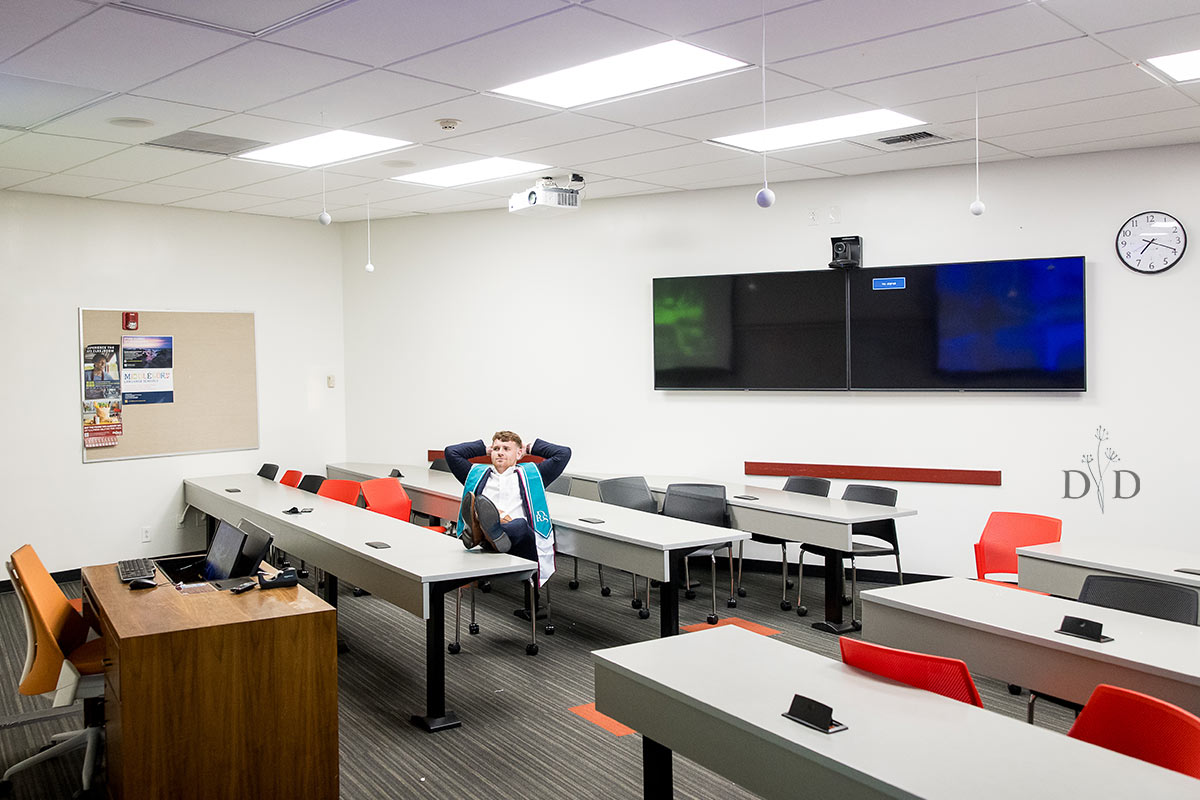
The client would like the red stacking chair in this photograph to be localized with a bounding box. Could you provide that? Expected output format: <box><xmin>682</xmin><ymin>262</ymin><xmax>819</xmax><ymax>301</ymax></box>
<box><xmin>316</xmin><ymin>478</ymin><xmax>361</xmax><ymax>506</ymax></box>
<box><xmin>279</xmin><ymin>470</ymin><xmax>302</xmax><ymax>488</ymax></box>
<box><xmin>840</xmin><ymin>637</ymin><xmax>983</xmax><ymax>707</ymax></box>
<box><xmin>973</xmin><ymin>511</ymin><xmax>1062</xmax><ymax>587</ymax></box>
<box><xmin>361</xmin><ymin>478</ymin><xmax>446</xmax><ymax>532</ymax></box>
<box><xmin>1068</xmin><ymin>684</ymin><xmax>1200</xmax><ymax>779</ymax></box>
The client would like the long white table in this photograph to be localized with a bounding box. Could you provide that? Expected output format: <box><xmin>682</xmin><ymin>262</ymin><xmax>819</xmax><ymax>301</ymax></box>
<box><xmin>326</xmin><ymin>463</ymin><xmax>751</xmax><ymax>638</ymax></box>
<box><xmin>861</xmin><ymin>578</ymin><xmax>1200</xmax><ymax>715</ymax></box>
<box><xmin>184</xmin><ymin>472</ymin><xmax>536</xmax><ymax>731</ymax></box>
<box><xmin>1018</xmin><ymin>540</ymin><xmax>1200</xmax><ymax>598</ymax></box>
<box><xmin>592</xmin><ymin>625</ymin><xmax>1198</xmax><ymax>799</ymax></box>
<box><xmin>570</xmin><ymin>470</ymin><xmax>918</xmax><ymax>633</ymax></box>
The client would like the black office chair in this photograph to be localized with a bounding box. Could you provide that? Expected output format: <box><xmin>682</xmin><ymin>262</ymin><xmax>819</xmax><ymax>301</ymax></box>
<box><xmin>297</xmin><ymin>474</ymin><xmax>325</xmax><ymax>493</ymax></box>
<box><xmin>1027</xmin><ymin>574</ymin><xmax>1200</xmax><ymax>723</ymax></box>
<box><xmin>257</xmin><ymin>462</ymin><xmax>279</xmax><ymax>480</ymax></box>
<box><xmin>388</xmin><ymin>468</ymin><xmax>403</xmax><ymax>478</ymax></box>
<box><xmin>595</xmin><ymin>477</ymin><xmax>658</xmax><ymax>619</ymax></box>
<box><xmin>661</xmin><ymin>483</ymin><xmax>735</xmax><ymax>625</ymax></box>
<box><xmin>796</xmin><ymin>484</ymin><xmax>900</xmax><ymax>628</ymax></box>
<box><xmin>430</xmin><ymin>457</ymin><xmax>451</xmax><ymax>473</ymax></box>
<box><xmin>735</xmin><ymin>476</ymin><xmax>831</xmax><ymax>610</ymax></box>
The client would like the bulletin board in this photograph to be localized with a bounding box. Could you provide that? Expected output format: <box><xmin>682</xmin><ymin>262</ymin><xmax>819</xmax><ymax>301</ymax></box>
<box><xmin>79</xmin><ymin>308</ymin><xmax>259</xmax><ymax>463</ymax></box>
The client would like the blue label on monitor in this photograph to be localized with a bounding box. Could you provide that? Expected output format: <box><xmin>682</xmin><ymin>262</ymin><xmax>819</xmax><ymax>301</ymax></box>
<box><xmin>872</xmin><ymin>277</ymin><xmax>906</xmax><ymax>290</ymax></box>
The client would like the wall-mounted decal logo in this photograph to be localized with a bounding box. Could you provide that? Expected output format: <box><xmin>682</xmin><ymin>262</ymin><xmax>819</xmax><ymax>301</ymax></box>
<box><xmin>1063</xmin><ymin>426</ymin><xmax>1140</xmax><ymax>513</ymax></box>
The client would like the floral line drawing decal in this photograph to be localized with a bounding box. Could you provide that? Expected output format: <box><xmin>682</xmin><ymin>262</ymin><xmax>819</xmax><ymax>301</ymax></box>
<box><xmin>1081</xmin><ymin>426</ymin><xmax>1119</xmax><ymax>513</ymax></box>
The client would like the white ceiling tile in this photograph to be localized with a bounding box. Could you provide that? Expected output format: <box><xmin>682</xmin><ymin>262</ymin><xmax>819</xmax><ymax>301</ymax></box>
<box><xmin>582</xmin><ymin>177</ymin><xmax>675</xmax><ymax>198</ymax></box>
<box><xmin>240</xmin><ymin>197</ymin><xmax>339</xmax><ymax>217</ymax></box>
<box><xmin>121</xmin><ymin>0</ymin><xmax>335</xmax><ymax>36</ymax></box>
<box><xmin>0</xmin><ymin>73</ymin><xmax>111</xmax><ymax>128</ymax></box>
<box><xmin>578</xmin><ymin>142</ymin><xmax>744</xmax><ymax>177</ymax></box>
<box><xmin>251</xmin><ymin>70</ymin><xmax>471</xmax><ymax>128</ymax></box>
<box><xmin>769</xmin><ymin>140</ymin><xmax>884</xmax><ymax>166</ymax></box>
<box><xmin>266</xmin><ymin>0</ymin><xmax>563</xmax><ymax>68</ymax></box>
<box><xmin>157</xmin><ymin>158</ymin><xmax>302</xmax><ymax>191</ymax></box>
<box><xmin>331</xmin><ymin>204</ymin><xmax>419</xmax><ymax>221</ymax></box>
<box><xmin>12</xmin><ymin>173</ymin><xmax>134</xmax><ymax>197</ymax></box>
<box><xmin>957</xmin><ymin>88</ymin><xmax>1197</xmax><ymax>140</ymax></box>
<box><xmin>166</xmin><ymin>191</ymin><xmax>285</xmax><ymax>212</ymax></box>
<box><xmin>0</xmin><ymin>166</ymin><xmax>50</xmax><ymax>189</ymax></box>
<box><xmin>0</xmin><ymin>0</ymin><xmax>97</xmax><ymax>62</ymax></box>
<box><xmin>513</xmin><ymin>128</ymin><xmax>693</xmax><ymax>170</ymax></box>
<box><xmin>1020</xmin><ymin>130</ymin><xmax>1200</xmax><ymax>158</ymax></box>
<box><xmin>584</xmin><ymin>0</ymin><xmax>798</xmax><ymax>38</ymax></box>
<box><xmin>136</xmin><ymin>42</ymin><xmax>366</xmax><ymax>113</ymax></box>
<box><xmin>330</xmin><ymin>145</ymin><xmax>501</xmax><ymax>180</ymax></box>
<box><xmin>189</xmin><ymin>113</ymin><xmax>325</xmax><ymax>146</ymax></box>
<box><xmin>397</xmin><ymin>6</ymin><xmax>667</xmax><ymax>91</ymax></box>
<box><xmin>37</xmin><ymin>95</ymin><xmax>229</xmax><ymax>143</ymax></box>
<box><xmin>353</xmin><ymin>94</ymin><xmax>552</xmax><ymax>146</ymax></box>
<box><xmin>66</xmin><ymin>145</ymin><xmax>223</xmax><ymax>182</ymax></box>
<box><xmin>1043</xmin><ymin>1</ymin><xmax>1200</xmax><ymax>34</ymax></box>
<box><xmin>648</xmin><ymin>90</ymin><xmax>873</xmax><ymax>141</ymax></box>
<box><xmin>1093</xmin><ymin>13</ymin><xmax>1200</xmax><ymax>61</ymax></box>
<box><xmin>821</xmin><ymin>140</ymin><xmax>1017</xmax><ymax>175</ymax></box>
<box><xmin>0</xmin><ymin>132</ymin><xmax>127</xmax><ymax>172</ymax></box>
<box><xmin>91</xmin><ymin>182</ymin><xmax>211</xmax><ymax>205</ymax></box>
<box><xmin>373</xmin><ymin>188</ymin><xmax>498</xmax><ymax>213</ymax></box>
<box><xmin>639</xmin><ymin>152</ymin><xmax>806</xmax><ymax>188</ymax></box>
<box><xmin>990</xmin><ymin>106</ymin><xmax>1200</xmax><ymax>152</ymax></box>
<box><xmin>319</xmin><ymin>179</ymin><xmax>434</xmax><ymax>205</ymax></box>
<box><xmin>0</xmin><ymin>6</ymin><xmax>243</xmax><ymax>92</ymax></box>
<box><xmin>438</xmin><ymin>112</ymin><xmax>628</xmax><ymax>157</ymax></box>
<box><xmin>233</xmin><ymin>169</ymin><xmax>373</xmax><ymax>199</ymax></box>
<box><xmin>687</xmin><ymin>0</ymin><xmax>1029</xmax><ymax>65</ymax></box>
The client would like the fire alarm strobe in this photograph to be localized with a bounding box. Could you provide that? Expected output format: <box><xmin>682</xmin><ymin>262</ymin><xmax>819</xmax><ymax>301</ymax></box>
<box><xmin>829</xmin><ymin>236</ymin><xmax>862</xmax><ymax>269</ymax></box>
<box><xmin>122</xmin><ymin>312</ymin><xmax>139</xmax><ymax>331</ymax></box>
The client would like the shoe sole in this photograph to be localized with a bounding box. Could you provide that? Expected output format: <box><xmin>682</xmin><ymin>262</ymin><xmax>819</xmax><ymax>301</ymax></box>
<box><xmin>474</xmin><ymin>495</ymin><xmax>511</xmax><ymax>553</ymax></box>
<box><xmin>460</xmin><ymin>493</ymin><xmax>478</xmax><ymax>548</ymax></box>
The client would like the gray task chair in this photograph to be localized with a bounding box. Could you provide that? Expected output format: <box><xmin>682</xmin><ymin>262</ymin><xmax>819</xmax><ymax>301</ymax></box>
<box><xmin>735</xmin><ymin>476</ymin><xmax>831</xmax><ymax>610</ymax></box>
<box><xmin>595</xmin><ymin>477</ymin><xmax>658</xmax><ymax>619</ymax></box>
<box><xmin>796</xmin><ymin>484</ymin><xmax>901</xmax><ymax>628</ymax></box>
<box><xmin>661</xmin><ymin>483</ymin><xmax>735</xmax><ymax>626</ymax></box>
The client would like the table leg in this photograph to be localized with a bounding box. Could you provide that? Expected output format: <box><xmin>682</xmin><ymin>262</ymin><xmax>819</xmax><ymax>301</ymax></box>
<box><xmin>643</xmin><ymin>736</ymin><xmax>673</xmax><ymax>799</ymax></box>
<box><xmin>812</xmin><ymin>551</ymin><xmax>856</xmax><ymax>634</ymax></box>
<box><xmin>659</xmin><ymin>553</ymin><xmax>683</xmax><ymax>637</ymax></box>
<box><xmin>412</xmin><ymin>582</ymin><xmax>461</xmax><ymax>732</ymax></box>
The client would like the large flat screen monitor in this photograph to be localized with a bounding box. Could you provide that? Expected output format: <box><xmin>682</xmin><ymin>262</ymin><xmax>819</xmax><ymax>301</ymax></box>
<box><xmin>848</xmin><ymin>256</ymin><xmax>1086</xmax><ymax>391</ymax></box>
<box><xmin>653</xmin><ymin>270</ymin><xmax>848</xmax><ymax>390</ymax></box>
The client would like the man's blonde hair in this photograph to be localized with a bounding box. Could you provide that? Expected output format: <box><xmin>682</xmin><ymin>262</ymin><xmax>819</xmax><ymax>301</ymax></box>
<box><xmin>491</xmin><ymin>430</ymin><xmax>523</xmax><ymax>449</ymax></box>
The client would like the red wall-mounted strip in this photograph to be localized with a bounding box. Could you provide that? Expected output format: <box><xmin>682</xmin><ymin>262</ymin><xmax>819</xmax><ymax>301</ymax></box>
<box><xmin>745</xmin><ymin>462</ymin><xmax>1001</xmax><ymax>486</ymax></box>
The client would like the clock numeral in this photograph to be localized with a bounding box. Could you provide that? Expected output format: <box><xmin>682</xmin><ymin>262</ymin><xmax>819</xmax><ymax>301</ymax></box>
<box><xmin>1147</xmin><ymin>214</ymin><xmax>1156</xmax><ymax>223</ymax></box>
<box><xmin>1136</xmin><ymin>259</ymin><xmax>1142</xmax><ymax>266</ymax></box>
<box><xmin>1120</xmin><ymin>240</ymin><xmax>1127</xmax><ymax>248</ymax></box>
<box><xmin>1126</xmin><ymin>251</ymin><xmax>1132</xmax><ymax>258</ymax></box>
<box><xmin>1123</xmin><ymin>228</ymin><xmax>1131</xmax><ymax>237</ymax></box>
<box><xmin>1163</xmin><ymin>257</ymin><xmax>1170</xmax><ymax>266</ymax></box>
<box><xmin>1172</xmin><ymin>226</ymin><xmax>1178</xmax><ymax>233</ymax></box>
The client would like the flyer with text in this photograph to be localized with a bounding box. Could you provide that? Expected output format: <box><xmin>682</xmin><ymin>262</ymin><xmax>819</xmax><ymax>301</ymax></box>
<box><xmin>121</xmin><ymin>335</ymin><xmax>174</xmax><ymax>404</ymax></box>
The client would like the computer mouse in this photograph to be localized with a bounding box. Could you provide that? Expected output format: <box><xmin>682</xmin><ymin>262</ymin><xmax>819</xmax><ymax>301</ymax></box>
<box><xmin>129</xmin><ymin>578</ymin><xmax>157</xmax><ymax>590</ymax></box>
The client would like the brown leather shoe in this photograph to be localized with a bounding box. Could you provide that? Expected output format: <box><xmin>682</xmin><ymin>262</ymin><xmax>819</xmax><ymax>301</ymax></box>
<box><xmin>474</xmin><ymin>494</ymin><xmax>511</xmax><ymax>553</ymax></box>
<box><xmin>459</xmin><ymin>492</ymin><xmax>481</xmax><ymax>549</ymax></box>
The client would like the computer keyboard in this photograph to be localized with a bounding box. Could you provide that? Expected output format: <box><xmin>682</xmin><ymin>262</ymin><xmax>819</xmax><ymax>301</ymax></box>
<box><xmin>117</xmin><ymin>558</ymin><xmax>156</xmax><ymax>582</ymax></box>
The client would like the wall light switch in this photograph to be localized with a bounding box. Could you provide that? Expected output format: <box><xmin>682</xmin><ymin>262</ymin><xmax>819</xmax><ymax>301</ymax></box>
<box><xmin>327</xmin><ymin>375</ymin><xmax>336</xmax><ymax>388</ymax></box>
<box><xmin>807</xmin><ymin>208</ymin><xmax>819</xmax><ymax>226</ymax></box>
<box><xmin>141</xmin><ymin>526</ymin><xmax>152</xmax><ymax>543</ymax></box>
<box><xmin>828</xmin><ymin>205</ymin><xmax>842</xmax><ymax>224</ymax></box>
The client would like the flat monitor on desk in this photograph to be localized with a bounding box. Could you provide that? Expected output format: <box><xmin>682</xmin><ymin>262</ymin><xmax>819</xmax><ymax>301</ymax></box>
<box><xmin>156</xmin><ymin>519</ymin><xmax>271</xmax><ymax>585</ymax></box>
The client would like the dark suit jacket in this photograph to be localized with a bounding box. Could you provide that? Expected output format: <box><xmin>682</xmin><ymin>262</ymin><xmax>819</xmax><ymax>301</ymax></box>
<box><xmin>444</xmin><ymin>438</ymin><xmax>572</xmax><ymax>497</ymax></box>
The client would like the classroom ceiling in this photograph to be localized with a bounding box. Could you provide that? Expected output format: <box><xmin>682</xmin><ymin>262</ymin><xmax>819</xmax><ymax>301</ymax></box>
<box><xmin>2</xmin><ymin>0</ymin><xmax>1199</xmax><ymax>221</ymax></box>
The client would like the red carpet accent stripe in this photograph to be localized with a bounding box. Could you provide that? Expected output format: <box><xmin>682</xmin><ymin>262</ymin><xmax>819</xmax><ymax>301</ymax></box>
<box><xmin>569</xmin><ymin>702</ymin><xmax>635</xmax><ymax>736</ymax></box>
<box><xmin>680</xmin><ymin>617</ymin><xmax>781</xmax><ymax>636</ymax></box>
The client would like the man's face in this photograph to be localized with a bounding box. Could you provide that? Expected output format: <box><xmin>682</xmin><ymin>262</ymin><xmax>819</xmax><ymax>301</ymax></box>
<box><xmin>93</xmin><ymin>357</ymin><xmax>107</xmax><ymax>373</ymax></box>
<box><xmin>490</xmin><ymin>438</ymin><xmax>521</xmax><ymax>472</ymax></box>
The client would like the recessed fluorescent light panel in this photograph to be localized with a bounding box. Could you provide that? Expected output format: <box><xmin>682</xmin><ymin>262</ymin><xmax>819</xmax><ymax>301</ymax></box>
<box><xmin>238</xmin><ymin>130</ymin><xmax>412</xmax><ymax>168</ymax></box>
<box><xmin>492</xmin><ymin>41</ymin><xmax>747</xmax><ymax>108</ymax></box>
<box><xmin>1146</xmin><ymin>48</ymin><xmax>1200</xmax><ymax>82</ymax></box>
<box><xmin>392</xmin><ymin>157</ymin><xmax>551</xmax><ymax>187</ymax></box>
<box><xmin>711</xmin><ymin>109</ymin><xmax>926</xmax><ymax>153</ymax></box>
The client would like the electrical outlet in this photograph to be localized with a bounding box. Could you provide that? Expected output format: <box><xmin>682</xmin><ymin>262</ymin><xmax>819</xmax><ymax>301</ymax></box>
<box><xmin>141</xmin><ymin>526</ymin><xmax>151</xmax><ymax>543</ymax></box>
<box><xmin>326</xmin><ymin>375</ymin><xmax>335</xmax><ymax>388</ymax></box>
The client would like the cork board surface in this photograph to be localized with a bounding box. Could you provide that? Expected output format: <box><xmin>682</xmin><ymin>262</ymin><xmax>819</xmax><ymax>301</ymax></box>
<box><xmin>80</xmin><ymin>309</ymin><xmax>258</xmax><ymax>462</ymax></box>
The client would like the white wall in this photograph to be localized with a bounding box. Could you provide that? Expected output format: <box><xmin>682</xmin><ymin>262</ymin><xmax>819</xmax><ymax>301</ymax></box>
<box><xmin>342</xmin><ymin>143</ymin><xmax>1200</xmax><ymax>578</ymax></box>
<box><xmin>1</xmin><ymin>191</ymin><xmax>347</xmax><ymax>573</ymax></box>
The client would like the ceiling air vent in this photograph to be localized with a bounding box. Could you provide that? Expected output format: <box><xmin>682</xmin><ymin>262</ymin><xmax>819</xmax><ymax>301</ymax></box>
<box><xmin>875</xmin><ymin>130</ymin><xmax>949</xmax><ymax>149</ymax></box>
<box><xmin>144</xmin><ymin>131</ymin><xmax>268</xmax><ymax>156</ymax></box>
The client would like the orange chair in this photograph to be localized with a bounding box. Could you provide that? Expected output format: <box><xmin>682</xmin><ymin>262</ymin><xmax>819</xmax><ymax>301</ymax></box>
<box><xmin>973</xmin><ymin>511</ymin><xmax>1062</xmax><ymax>586</ymax></box>
<box><xmin>840</xmin><ymin>636</ymin><xmax>983</xmax><ymax>707</ymax></box>
<box><xmin>361</xmin><ymin>477</ymin><xmax>446</xmax><ymax>532</ymax></box>
<box><xmin>4</xmin><ymin>546</ymin><xmax>105</xmax><ymax>793</ymax></box>
<box><xmin>316</xmin><ymin>478</ymin><xmax>361</xmax><ymax>505</ymax></box>
<box><xmin>279</xmin><ymin>469</ymin><xmax>302</xmax><ymax>488</ymax></box>
<box><xmin>1068</xmin><ymin>684</ymin><xmax>1200</xmax><ymax>779</ymax></box>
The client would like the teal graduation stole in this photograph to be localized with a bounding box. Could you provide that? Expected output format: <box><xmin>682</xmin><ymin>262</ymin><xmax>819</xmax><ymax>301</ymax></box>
<box><xmin>517</xmin><ymin>462</ymin><xmax>553</xmax><ymax>539</ymax></box>
<box><xmin>456</xmin><ymin>463</ymin><xmax>488</xmax><ymax>539</ymax></box>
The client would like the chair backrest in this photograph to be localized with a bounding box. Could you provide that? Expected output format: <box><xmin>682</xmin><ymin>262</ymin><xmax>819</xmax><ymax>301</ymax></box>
<box><xmin>297</xmin><ymin>474</ymin><xmax>325</xmax><ymax>494</ymax></box>
<box><xmin>841</xmin><ymin>484</ymin><xmax>898</xmax><ymax>545</ymax></box>
<box><xmin>360</xmin><ymin>477</ymin><xmax>414</xmax><ymax>522</ymax></box>
<box><xmin>1068</xmin><ymin>684</ymin><xmax>1200</xmax><ymax>779</ymax></box>
<box><xmin>597</xmin><ymin>476</ymin><xmax>658</xmax><ymax>513</ymax></box>
<box><xmin>257</xmin><ymin>463</ymin><xmax>279</xmax><ymax>480</ymax></box>
<box><xmin>1078</xmin><ymin>575</ymin><xmax>1199</xmax><ymax>625</ymax></box>
<box><xmin>973</xmin><ymin>511</ymin><xmax>1063</xmax><ymax>579</ymax></box>
<box><xmin>388</xmin><ymin>468</ymin><xmax>403</xmax><ymax>478</ymax></box>
<box><xmin>783</xmin><ymin>476</ymin><xmax>831</xmax><ymax>497</ymax></box>
<box><xmin>661</xmin><ymin>483</ymin><xmax>727</xmax><ymax>527</ymax></box>
<box><xmin>5</xmin><ymin>559</ymin><xmax>37</xmax><ymax>687</ymax></box>
<box><xmin>317</xmin><ymin>478</ymin><xmax>360</xmax><ymax>505</ymax></box>
<box><xmin>8</xmin><ymin>546</ymin><xmax>90</xmax><ymax>698</ymax></box>
<box><xmin>546</xmin><ymin>474</ymin><xmax>572</xmax><ymax>496</ymax></box>
<box><xmin>430</xmin><ymin>457</ymin><xmax>451</xmax><ymax>473</ymax></box>
<box><xmin>279</xmin><ymin>469</ymin><xmax>302</xmax><ymax>488</ymax></box>
<box><xmin>840</xmin><ymin>637</ymin><xmax>983</xmax><ymax>707</ymax></box>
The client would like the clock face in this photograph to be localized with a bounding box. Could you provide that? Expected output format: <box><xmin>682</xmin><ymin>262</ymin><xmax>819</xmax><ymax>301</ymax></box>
<box><xmin>1116</xmin><ymin>211</ymin><xmax>1186</xmax><ymax>274</ymax></box>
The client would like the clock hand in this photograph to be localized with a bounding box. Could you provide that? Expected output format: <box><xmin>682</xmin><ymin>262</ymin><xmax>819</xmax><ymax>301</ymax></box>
<box><xmin>1142</xmin><ymin>238</ymin><xmax>1177</xmax><ymax>254</ymax></box>
<box><xmin>1140</xmin><ymin>238</ymin><xmax>1156</xmax><ymax>254</ymax></box>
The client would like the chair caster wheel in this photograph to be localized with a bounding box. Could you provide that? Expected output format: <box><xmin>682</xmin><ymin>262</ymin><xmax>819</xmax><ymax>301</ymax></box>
<box><xmin>568</xmin><ymin>580</ymin><xmax>580</xmax><ymax>590</ymax></box>
<box><xmin>526</xmin><ymin>643</ymin><xmax>539</xmax><ymax>656</ymax></box>
<box><xmin>684</xmin><ymin>590</ymin><xmax>696</xmax><ymax>600</ymax></box>
<box><xmin>781</xmin><ymin>601</ymin><xmax>792</xmax><ymax>611</ymax></box>
<box><xmin>631</xmin><ymin>598</ymin><xmax>642</xmax><ymax>609</ymax></box>
<box><xmin>448</xmin><ymin>642</ymin><xmax>461</xmax><ymax>654</ymax></box>
<box><xmin>480</xmin><ymin>581</ymin><xmax>492</xmax><ymax>593</ymax></box>
<box><xmin>0</xmin><ymin>779</ymin><xmax>12</xmax><ymax>798</ymax></box>
<box><xmin>737</xmin><ymin>587</ymin><xmax>747</xmax><ymax>597</ymax></box>
<box><xmin>352</xmin><ymin>587</ymin><xmax>369</xmax><ymax>597</ymax></box>
<box><xmin>726</xmin><ymin>598</ymin><xmax>737</xmax><ymax>608</ymax></box>
<box><xmin>468</xmin><ymin>623</ymin><xmax>480</xmax><ymax>635</ymax></box>
<box><xmin>706</xmin><ymin>614</ymin><xmax>719</xmax><ymax>625</ymax></box>
<box><xmin>851</xmin><ymin>619</ymin><xmax>862</xmax><ymax>631</ymax></box>
<box><xmin>1008</xmin><ymin>684</ymin><xmax>1023</xmax><ymax>696</ymax></box>
<box><xmin>544</xmin><ymin>624</ymin><xmax>555</xmax><ymax>635</ymax></box>
<box><xmin>797</xmin><ymin>606</ymin><xmax>808</xmax><ymax>617</ymax></box>
<box><xmin>786</xmin><ymin>579</ymin><xmax>794</xmax><ymax>589</ymax></box>
<box><xmin>638</xmin><ymin>608</ymin><xmax>651</xmax><ymax>620</ymax></box>
<box><xmin>841</xmin><ymin>595</ymin><xmax>853</xmax><ymax>606</ymax></box>
<box><xmin>298</xmin><ymin>569</ymin><xmax>309</xmax><ymax>579</ymax></box>
<box><xmin>600</xmin><ymin>586</ymin><xmax>611</xmax><ymax>597</ymax></box>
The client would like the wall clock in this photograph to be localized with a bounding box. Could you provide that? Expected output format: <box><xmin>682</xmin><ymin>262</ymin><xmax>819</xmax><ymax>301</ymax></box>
<box><xmin>1116</xmin><ymin>211</ymin><xmax>1186</xmax><ymax>274</ymax></box>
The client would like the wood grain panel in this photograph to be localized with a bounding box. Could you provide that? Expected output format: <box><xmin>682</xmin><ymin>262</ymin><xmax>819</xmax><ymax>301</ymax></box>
<box><xmin>745</xmin><ymin>462</ymin><xmax>1002</xmax><ymax>486</ymax></box>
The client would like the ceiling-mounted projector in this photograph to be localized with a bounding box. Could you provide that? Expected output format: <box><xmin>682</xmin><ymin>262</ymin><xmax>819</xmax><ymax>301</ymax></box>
<box><xmin>509</xmin><ymin>175</ymin><xmax>583</xmax><ymax>215</ymax></box>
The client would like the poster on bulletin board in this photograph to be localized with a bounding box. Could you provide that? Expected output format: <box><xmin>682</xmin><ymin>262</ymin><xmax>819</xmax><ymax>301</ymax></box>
<box><xmin>121</xmin><ymin>334</ymin><xmax>174</xmax><ymax>404</ymax></box>
<box><xmin>81</xmin><ymin>343</ymin><xmax>122</xmax><ymax>448</ymax></box>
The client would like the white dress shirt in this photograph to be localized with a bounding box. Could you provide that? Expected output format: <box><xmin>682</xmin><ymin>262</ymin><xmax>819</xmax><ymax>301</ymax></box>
<box><xmin>481</xmin><ymin>465</ymin><xmax>525</xmax><ymax>521</ymax></box>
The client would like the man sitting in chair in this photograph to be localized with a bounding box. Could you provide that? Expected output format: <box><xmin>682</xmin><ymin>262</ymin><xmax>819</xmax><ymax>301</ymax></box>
<box><xmin>445</xmin><ymin>431</ymin><xmax>571</xmax><ymax>589</ymax></box>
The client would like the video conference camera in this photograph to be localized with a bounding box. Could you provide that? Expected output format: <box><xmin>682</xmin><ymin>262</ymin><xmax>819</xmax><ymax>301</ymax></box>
<box><xmin>828</xmin><ymin>236</ymin><xmax>862</xmax><ymax>269</ymax></box>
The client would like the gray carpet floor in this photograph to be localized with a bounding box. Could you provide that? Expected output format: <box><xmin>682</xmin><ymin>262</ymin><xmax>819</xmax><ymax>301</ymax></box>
<box><xmin>0</xmin><ymin>562</ymin><xmax>1076</xmax><ymax>798</ymax></box>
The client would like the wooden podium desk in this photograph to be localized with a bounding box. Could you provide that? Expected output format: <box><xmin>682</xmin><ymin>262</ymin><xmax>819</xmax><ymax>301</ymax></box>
<box><xmin>81</xmin><ymin>564</ymin><xmax>338</xmax><ymax>800</ymax></box>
